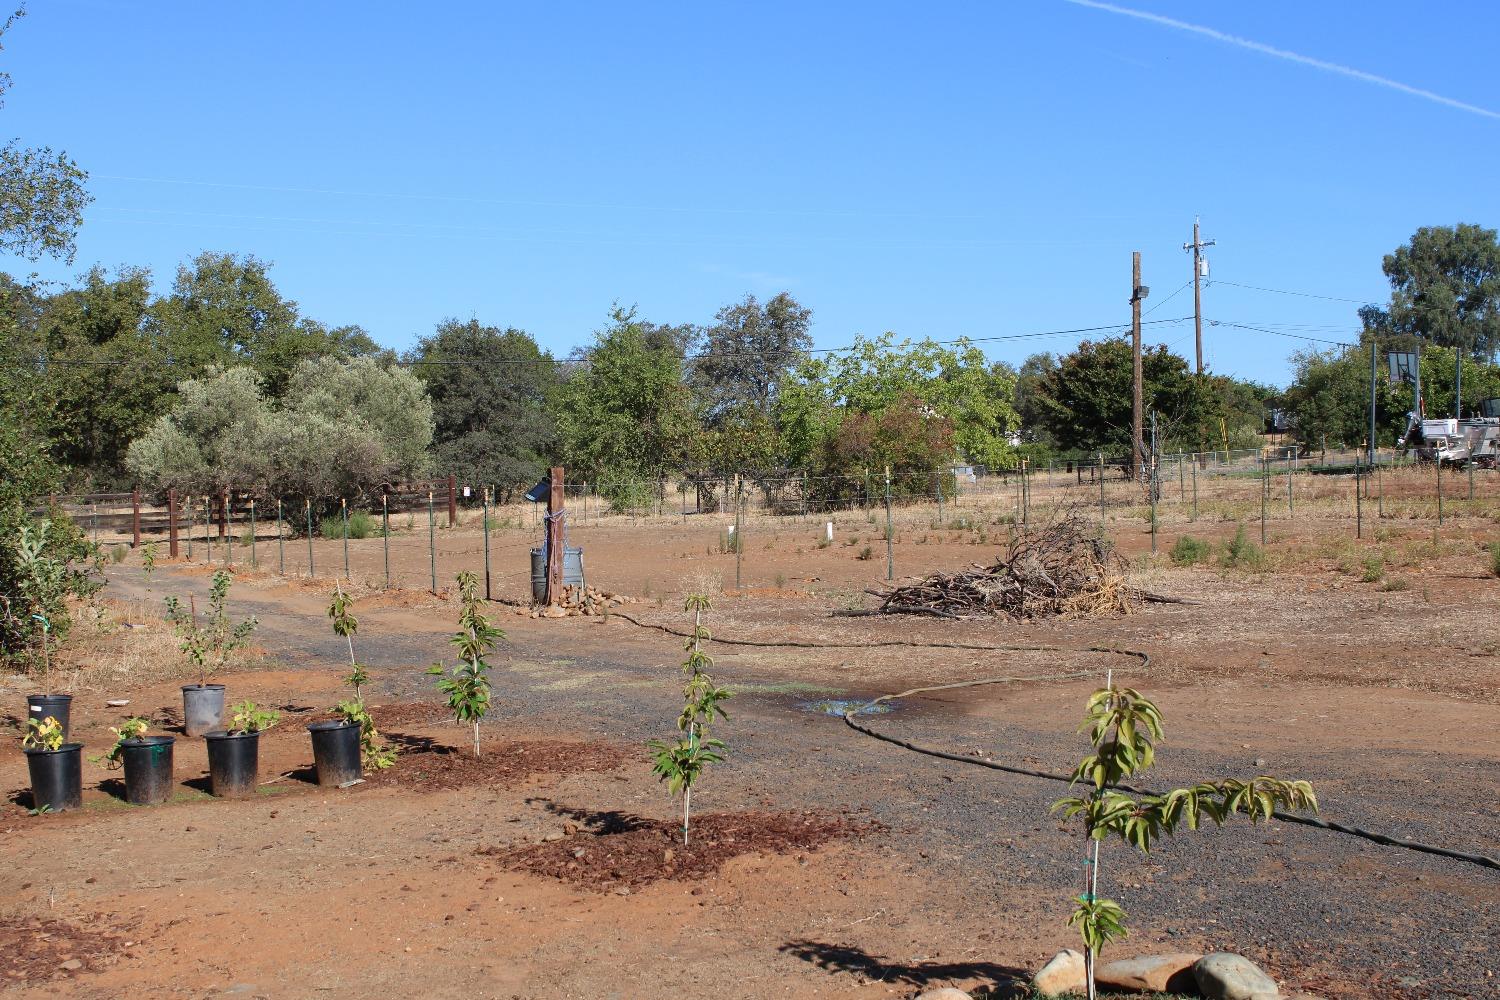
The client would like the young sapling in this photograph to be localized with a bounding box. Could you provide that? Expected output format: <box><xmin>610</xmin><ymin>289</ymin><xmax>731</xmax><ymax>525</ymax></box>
<box><xmin>227</xmin><ymin>700</ymin><xmax>280</xmax><ymax>735</ymax></box>
<box><xmin>165</xmin><ymin>570</ymin><xmax>258</xmax><ymax>686</ymax></box>
<box><xmin>95</xmin><ymin>717</ymin><xmax>150</xmax><ymax>768</ymax></box>
<box><xmin>428</xmin><ymin>571</ymin><xmax>502</xmax><ymax>758</ymax></box>
<box><xmin>22</xmin><ymin>716</ymin><xmax>64</xmax><ymax>752</ymax></box>
<box><xmin>1051</xmin><ymin>683</ymin><xmax>1318</xmax><ymax>999</ymax></box>
<box><xmin>328</xmin><ymin>583</ymin><xmax>396</xmax><ymax>769</ymax></box>
<box><xmin>648</xmin><ymin>594</ymin><xmax>731</xmax><ymax>845</ymax></box>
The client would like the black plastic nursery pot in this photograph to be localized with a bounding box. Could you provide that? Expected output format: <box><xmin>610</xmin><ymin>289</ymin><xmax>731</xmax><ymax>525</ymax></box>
<box><xmin>307</xmin><ymin>720</ymin><xmax>363</xmax><ymax>787</ymax></box>
<box><xmin>26</xmin><ymin>694</ymin><xmax>72</xmax><ymax>740</ymax></box>
<box><xmin>25</xmin><ymin>743</ymin><xmax>83</xmax><ymax>812</ymax></box>
<box><xmin>182</xmin><ymin>684</ymin><xmax>227</xmax><ymax>737</ymax></box>
<box><xmin>120</xmin><ymin>736</ymin><xmax>175</xmax><ymax>806</ymax></box>
<box><xmin>204</xmin><ymin>730</ymin><xmax>260</xmax><ymax>798</ymax></box>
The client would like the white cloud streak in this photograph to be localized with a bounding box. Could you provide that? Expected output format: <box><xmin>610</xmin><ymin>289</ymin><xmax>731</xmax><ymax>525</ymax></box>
<box><xmin>1060</xmin><ymin>0</ymin><xmax>1500</xmax><ymax>122</ymax></box>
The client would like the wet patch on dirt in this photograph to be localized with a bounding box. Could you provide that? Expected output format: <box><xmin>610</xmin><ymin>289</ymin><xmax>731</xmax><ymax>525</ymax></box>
<box><xmin>0</xmin><ymin>916</ymin><xmax>125</xmax><ymax>982</ymax></box>
<box><xmin>497</xmin><ymin>809</ymin><xmax>874</xmax><ymax>892</ymax></box>
<box><xmin>367</xmin><ymin>736</ymin><xmax>629</xmax><ymax>792</ymax></box>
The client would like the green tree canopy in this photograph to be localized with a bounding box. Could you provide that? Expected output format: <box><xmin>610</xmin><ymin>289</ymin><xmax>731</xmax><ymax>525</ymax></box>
<box><xmin>1028</xmin><ymin>339</ymin><xmax>1236</xmax><ymax>457</ymax></box>
<box><xmin>554</xmin><ymin>306</ymin><xmax>696</xmax><ymax>491</ymax></box>
<box><xmin>148</xmin><ymin>252</ymin><xmax>381</xmax><ymax>396</ymax></box>
<box><xmin>409</xmin><ymin>319</ymin><xmax>558</xmax><ymax>496</ymax></box>
<box><xmin>1371</xmin><ymin>224</ymin><xmax>1500</xmax><ymax>358</ymax></box>
<box><xmin>694</xmin><ymin>292</ymin><xmax>812</xmax><ymax>421</ymax></box>
<box><xmin>126</xmin><ymin>359</ymin><xmax>433</xmax><ymax>504</ymax></box>
<box><xmin>779</xmin><ymin>332</ymin><xmax>1019</xmax><ymax>470</ymax></box>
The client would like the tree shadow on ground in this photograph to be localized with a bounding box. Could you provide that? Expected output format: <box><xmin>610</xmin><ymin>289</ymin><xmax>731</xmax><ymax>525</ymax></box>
<box><xmin>385</xmin><ymin>732</ymin><xmax>453</xmax><ymax>755</ymax></box>
<box><xmin>778</xmin><ymin>938</ymin><xmax>1030</xmax><ymax>996</ymax></box>
<box><xmin>524</xmin><ymin>798</ymin><xmax>656</xmax><ymax>835</ymax></box>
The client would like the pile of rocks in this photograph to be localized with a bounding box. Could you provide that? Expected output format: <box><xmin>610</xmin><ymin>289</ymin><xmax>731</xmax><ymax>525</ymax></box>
<box><xmin>519</xmin><ymin>585</ymin><xmax>635</xmax><ymax>619</ymax></box>
<box><xmin>914</xmin><ymin>950</ymin><xmax>1323</xmax><ymax>1000</ymax></box>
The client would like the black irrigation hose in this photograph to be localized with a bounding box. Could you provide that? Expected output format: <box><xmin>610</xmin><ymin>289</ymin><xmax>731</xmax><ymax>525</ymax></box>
<box><xmin>612</xmin><ymin>612</ymin><xmax>1500</xmax><ymax>873</ymax></box>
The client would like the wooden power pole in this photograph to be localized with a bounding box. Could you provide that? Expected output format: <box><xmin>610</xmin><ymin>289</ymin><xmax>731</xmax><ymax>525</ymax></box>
<box><xmin>1131</xmin><ymin>251</ymin><xmax>1146</xmax><ymax>478</ymax></box>
<box><xmin>1184</xmin><ymin>218</ymin><xmax>1215</xmax><ymax>375</ymax></box>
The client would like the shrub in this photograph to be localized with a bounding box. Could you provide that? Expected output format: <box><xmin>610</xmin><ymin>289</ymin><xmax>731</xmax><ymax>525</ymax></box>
<box><xmin>319</xmin><ymin>510</ymin><xmax>379</xmax><ymax>540</ymax></box>
<box><xmin>1380</xmin><ymin>576</ymin><xmax>1410</xmax><ymax>592</ymax></box>
<box><xmin>1489</xmin><ymin>541</ymin><xmax>1500</xmax><ymax>578</ymax></box>
<box><xmin>856</xmin><ymin>545</ymin><xmax>874</xmax><ymax>561</ymax></box>
<box><xmin>1360</xmin><ymin>552</ymin><xmax>1386</xmax><ymax>583</ymax></box>
<box><xmin>1219</xmin><ymin>524</ymin><xmax>1265</xmax><ymax>570</ymax></box>
<box><xmin>1168</xmin><ymin>535</ymin><xmax>1211</xmax><ymax>567</ymax></box>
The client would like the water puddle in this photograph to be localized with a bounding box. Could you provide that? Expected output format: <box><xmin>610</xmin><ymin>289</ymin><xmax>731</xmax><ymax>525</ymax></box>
<box><xmin>799</xmin><ymin>698</ymin><xmax>900</xmax><ymax>717</ymax></box>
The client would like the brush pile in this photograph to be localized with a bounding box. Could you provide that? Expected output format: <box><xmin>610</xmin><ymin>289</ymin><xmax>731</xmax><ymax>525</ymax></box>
<box><xmin>871</xmin><ymin>513</ymin><xmax>1135</xmax><ymax>620</ymax></box>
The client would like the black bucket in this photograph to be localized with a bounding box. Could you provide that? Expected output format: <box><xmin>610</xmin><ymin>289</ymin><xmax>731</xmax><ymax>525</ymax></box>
<box><xmin>25</xmin><ymin>744</ymin><xmax>83</xmax><ymax>812</ymax></box>
<box><xmin>204</xmin><ymin>730</ymin><xmax>260</xmax><ymax>798</ymax></box>
<box><xmin>26</xmin><ymin>694</ymin><xmax>72</xmax><ymax>741</ymax></box>
<box><xmin>121</xmin><ymin>736</ymin><xmax>175</xmax><ymax>805</ymax></box>
<box><xmin>307</xmin><ymin>720</ymin><xmax>363</xmax><ymax>787</ymax></box>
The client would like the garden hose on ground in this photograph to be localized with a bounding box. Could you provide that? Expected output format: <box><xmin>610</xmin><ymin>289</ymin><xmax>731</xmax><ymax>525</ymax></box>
<box><xmin>611</xmin><ymin>612</ymin><xmax>1500</xmax><ymax>874</ymax></box>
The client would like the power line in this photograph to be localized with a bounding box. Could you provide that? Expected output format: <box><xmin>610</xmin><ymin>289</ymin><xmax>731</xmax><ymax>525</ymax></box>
<box><xmin>2</xmin><ymin>317</ymin><xmax>1195</xmax><ymax>370</ymax></box>
<box><xmin>1210</xmin><ymin>280</ymin><xmax>1374</xmax><ymax>305</ymax></box>
<box><xmin>1208</xmin><ymin>319</ymin><xmax>1358</xmax><ymax>348</ymax></box>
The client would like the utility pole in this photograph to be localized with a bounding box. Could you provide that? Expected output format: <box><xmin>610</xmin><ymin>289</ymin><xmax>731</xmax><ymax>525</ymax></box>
<box><xmin>1131</xmin><ymin>251</ymin><xmax>1150</xmax><ymax>479</ymax></box>
<box><xmin>1184</xmin><ymin>218</ymin><xmax>1215</xmax><ymax>375</ymax></box>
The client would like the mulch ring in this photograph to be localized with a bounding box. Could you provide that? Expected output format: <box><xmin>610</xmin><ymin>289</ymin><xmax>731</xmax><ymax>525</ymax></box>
<box><xmin>0</xmin><ymin>917</ymin><xmax>125</xmax><ymax>982</ymax></box>
<box><xmin>496</xmin><ymin>810</ymin><xmax>874</xmax><ymax>892</ymax></box>
<box><xmin>366</xmin><ymin>737</ymin><xmax>629</xmax><ymax>792</ymax></box>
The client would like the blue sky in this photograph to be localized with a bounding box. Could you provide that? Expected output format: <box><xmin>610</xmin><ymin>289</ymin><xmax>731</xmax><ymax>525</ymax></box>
<box><xmin>8</xmin><ymin>0</ymin><xmax>1498</xmax><ymax>387</ymax></box>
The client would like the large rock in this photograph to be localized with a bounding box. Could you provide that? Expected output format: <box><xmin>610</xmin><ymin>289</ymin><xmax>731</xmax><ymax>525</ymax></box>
<box><xmin>1096</xmin><ymin>953</ymin><xmax>1201</xmax><ymax>993</ymax></box>
<box><xmin>1194</xmin><ymin>953</ymin><xmax>1281</xmax><ymax>1000</ymax></box>
<box><xmin>913</xmin><ymin>990</ymin><xmax>972</xmax><ymax>1000</ymax></box>
<box><xmin>1033</xmin><ymin>949</ymin><xmax>1086</xmax><ymax>997</ymax></box>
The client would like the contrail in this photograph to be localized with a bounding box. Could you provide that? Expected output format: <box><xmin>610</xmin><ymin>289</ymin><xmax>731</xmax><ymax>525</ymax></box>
<box><xmin>1060</xmin><ymin>0</ymin><xmax>1500</xmax><ymax>121</ymax></box>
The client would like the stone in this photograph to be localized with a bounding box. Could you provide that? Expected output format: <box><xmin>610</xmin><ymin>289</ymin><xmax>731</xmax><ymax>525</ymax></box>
<box><xmin>1194</xmin><ymin>953</ymin><xmax>1281</xmax><ymax>1000</ymax></box>
<box><xmin>913</xmin><ymin>990</ymin><xmax>972</xmax><ymax>1000</ymax></box>
<box><xmin>58</xmin><ymin>959</ymin><xmax>83</xmax><ymax>971</ymax></box>
<box><xmin>1033</xmin><ymin>949</ymin><xmax>1086</xmax><ymax>997</ymax></box>
<box><xmin>1096</xmin><ymin>953</ymin><xmax>1201</xmax><ymax>993</ymax></box>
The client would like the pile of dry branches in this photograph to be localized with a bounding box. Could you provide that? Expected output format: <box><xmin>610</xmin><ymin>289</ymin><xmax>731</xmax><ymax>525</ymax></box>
<box><xmin>872</xmin><ymin>513</ymin><xmax>1135</xmax><ymax>621</ymax></box>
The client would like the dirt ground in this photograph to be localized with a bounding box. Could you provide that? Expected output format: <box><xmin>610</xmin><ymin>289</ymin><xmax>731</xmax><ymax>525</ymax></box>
<box><xmin>2</xmin><ymin>495</ymin><xmax>1498</xmax><ymax>999</ymax></box>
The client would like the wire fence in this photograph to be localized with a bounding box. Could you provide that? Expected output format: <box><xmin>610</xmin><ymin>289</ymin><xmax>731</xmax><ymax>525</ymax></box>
<box><xmin>40</xmin><ymin>449</ymin><xmax>1500</xmax><ymax>600</ymax></box>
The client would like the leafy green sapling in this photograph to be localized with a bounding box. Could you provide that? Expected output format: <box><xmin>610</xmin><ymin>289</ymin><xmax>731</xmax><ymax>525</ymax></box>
<box><xmin>228</xmin><ymin>700</ymin><xmax>279</xmax><ymax>735</ymax></box>
<box><xmin>427</xmin><ymin>571</ymin><xmax>502</xmax><ymax>758</ymax></box>
<box><xmin>648</xmin><ymin>594</ymin><xmax>731</xmax><ymax>845</ymax></box>
<box><xmin>141</xmin><ymin>541</ymin><xmax>158</xmax><ymax>580</ymax></box>
<box><xmin>327</xmin><ymin>585</ymin><xmax>396</xmax><ymax>769</ymax></box>
<box><xmin>165</xmin><ymin>570</ymin><xmax>258</xmax><ymax>686</ymax></box>
<box><xmin>1051</xmin><ymin>684</ymin><xmax>1318</xmax><ymax>1000</ymax></box>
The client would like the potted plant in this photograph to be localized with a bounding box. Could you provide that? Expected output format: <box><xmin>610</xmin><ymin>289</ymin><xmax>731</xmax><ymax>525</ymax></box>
<box><xmin>25</xmin><ymin>692</ymin><xmax>73</xmax><ymax>741</ymax></box>
<box><xmin>22</xmin><ymin>716</ymin><xmax>83</xmax><ymax>813</ymax></box>
<box><xmin>309</xmin><ymin>587</ymin><xmax>395</xmax><ymax>787</ymax></box>
<box><xmin>166</xmin><ymin>570</ymin><xmax>258</xmax><ymax>736</ymax></box>
<box><xmin>97</xmin><ymin>718</ymin><xmax>175</xmax><ymax>806</ymax></box>
<box><xmin>204</xmin><ymin>700</ymin><xmax>278</xmax><ymax>798</ymax></box>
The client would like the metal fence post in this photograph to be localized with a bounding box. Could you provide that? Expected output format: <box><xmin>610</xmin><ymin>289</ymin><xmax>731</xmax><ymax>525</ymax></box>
<box><xmin>1468</xmin><ymin>459</ymin><xmax>1475</xmax><ymax>501</ymax></box>
<box><xmin>276</xmin><ymin>499</ymin><xmax>284</xmax><ymax>575</ymax></box>
<box><xmin>1355</xmin><ymin>458</ymin><xmax>1363</xmax><ymax>539</ymax></box>
<box><xmin>168</xmin><ymin>489</ymin><xmax>179</xmax><ymax>559</ymax></box>
<box><xmin>1191</xmin><ymin>458</ymin><xmax>1198</xmax><ymax>521</ymax></box>
<box><xmin>884</xmin><ymin>465</ymin><xmax>894</xmax><ymax>582</ymax></box>
<box><xmin>734</xmin><ymin>476</ymin><xmax>744</xmax><ymax>590</ymax></box>
<box><xmin>341</xmin><ymin>498</ymin><xmax>351</xmax><ymax>580</ymax></box>
<box><xmin>249</xmin><ymin>499</ymin><xmax>257</xmax><ymax>568</ymax></box>
<box><xmin>482</xmin><ymin>487</ymin><xmax>492</xmax><ymax>601</ymax></box>
<box><xmin>381</xmin><ymin>491</ymin><xmax>390</xmax><ymax>589</ymax></box>
<box><xmin>428</xmin><ymin>490</ymin><xmax>438</xmax><ymax>595</ymax></box>
<box><xmin>306</xmin><ymin>499</ymin><xmax>315</xmax><ymax>578</ymax></box>
<box><xmin>205</xmin><ymin>497</ymin><xmax>213</xmax><ymax>564</ymax></box>
<box><xmin>935</xmin><ymin>472</ymin><xmax>943</xmax><ymax>525</ymax></box>
<box><xmin>1436</xmin><ymin>459</ymin><xmax>1443</xmax><ymax>527</ymax></box>
<box><xmin>1260</xmin><ymin>457</ymin><xmax>1268</xmax><ymax>546</ymax></box>
<box><xmin>132</xmin><ymin>486</ymin><xmax>142</xmax><ymax>548</ymax></box>
<box><xmin>1097</xmin><ymin>452</ymin><xmax>1105</xmax><ymax>523</ymax></box>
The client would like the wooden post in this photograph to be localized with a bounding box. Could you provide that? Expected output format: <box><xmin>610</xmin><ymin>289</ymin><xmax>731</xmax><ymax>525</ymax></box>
<box><xmin>219</xmin><ymin>489</ymin><xmax>229</xmax><ymax>540</ymax></box>
<box><xmin>546</xmin><ymin>466</ymin><xmax>565</xmax><ymax>605</ymax></box>
<box><xmin>447</xmin><ymin>473</ymin><xmax>458</xmax><ymax>528</ymax></box>
<box><xmin>167</xmin><ymin>489</ymin><xmax>179</xmax><ymax>558</ymax></box>
<box><xmin>131</xmin><ymin>487</ymin><xmax>142</xmax><ymax>548</ymax></box>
